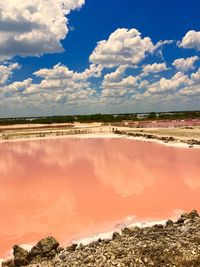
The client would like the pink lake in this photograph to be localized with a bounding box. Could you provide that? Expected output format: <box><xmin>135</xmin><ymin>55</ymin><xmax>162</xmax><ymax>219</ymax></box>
<box><xmin>0</xmin><ymin>138</ymin><xmax>200</xmax><ymax>257</ymax></box>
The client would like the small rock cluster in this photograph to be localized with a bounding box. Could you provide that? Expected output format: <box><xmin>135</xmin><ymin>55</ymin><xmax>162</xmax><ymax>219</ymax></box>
<box><xmin>114</xmin><ymin>130</ymin><xmax>200</xmax><ymax>147</ymax></box>
<box><xmin>2</xmin><ymin>237</ymin><xmax>63</xmax><ymax>267</ymax></box>
<box><xmin>182</xmin><ymin>139</ymin><xmax>200</xmax><ymax>146</ymax></box>
<box><xmin>3</xmin><ymin>210</ymin><xmax>200</xmax><ymax>267</ymax></box>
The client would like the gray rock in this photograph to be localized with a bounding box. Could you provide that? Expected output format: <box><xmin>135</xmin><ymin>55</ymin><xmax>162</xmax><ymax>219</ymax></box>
<box><xmin>35</xmin><ymin>236</ymin><xmax>59</xmax><ymax>253</ymax></box>
<box><xmin>181</xmin><ymin>210</ymin><xmax>199</xmax><ymax>220</ymax></box>
<box><xmin>112</xmin><ymin>232</ymin><xmax>121</xmax><ymax>240</ymax></box>
<box><xmin>66</xmin><ymin>243</ymin><xmax>77</xmax><ymax>252</ymax></box>
<box><xmin>166</xmin><ymin>219</ymin><xmax>174</xmax><ymax>226</ymax></box>
<box><xmin>13</xmin><ymin>245</ymin><xmax>29</xmax><ymax>266</ymax></box>
<box><xmin>28</xmin><ymin>236</ymin><xmax>59</xmax><ymax>260</ymax></box>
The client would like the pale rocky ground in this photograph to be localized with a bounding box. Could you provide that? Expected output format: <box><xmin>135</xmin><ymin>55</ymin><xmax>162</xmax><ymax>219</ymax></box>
<box><xmin>114</xmin><ymin>127</ymin><xmax>200</xmax><ymax>147</ymax></box>
<box><xmin>0</xmin><ymin>122</ymin><xmax>200</xmax><ymax>146</ymax></box>
<box><xmin>128</xmin><ymin>127</ymin><xmax>200</xmax><ymax>141</ymax></box>
<box><xmin>2</xmin><ymin>211</ymin><xmax>200</xmax><ymax>267</ymax></box>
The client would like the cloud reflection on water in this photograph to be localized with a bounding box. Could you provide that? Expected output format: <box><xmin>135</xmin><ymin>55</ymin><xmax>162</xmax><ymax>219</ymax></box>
<box><xmin>0</xmin><ymin>138</ymin><xmax>199</xmax><ymax>257</ymax></box>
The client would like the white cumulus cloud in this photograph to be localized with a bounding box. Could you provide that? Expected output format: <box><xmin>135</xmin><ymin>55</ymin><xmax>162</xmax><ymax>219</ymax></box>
<box><xmin>6</xmin><ymin>78</ymin><xmax>33</xmax><ymax>93</ymax></box>
<box><xmin>172</xmin><ymin>56</ymin><xmax>198</xmax><ymax>72</ymax></box>
<box><xmin>191</xmin><ymin>68</ymin><xmax>200</xmax><ymax>81</ymax></box>
<box><xmin>148</xmin><ymin>72</ymin><xmax>191</xmax><ymax>94</ymax></box>
<box><xmin>102</xmin><ymin>70</ymin><xmax>138</xmax><ymax>100</ymax></box>
<box><xmin>179</xmin><ymin>85</ymin><xmax>200</xmax><ymax>96</ymax></box>
<box><xmin>180</xmin><ymin>30</ymin><xmax>200</xmax><ymax>51</ymax></box>
<box><xmin>0</xmin><ymin>63</ymin><xmax>20</xmax><ymax>85</ymax></box>
<box><xmin>104</xmin><ymin>66</ymin><xmax>127</xmax><ymax>82</ymax></box>
<box><xmin>0</xmin><ymin>0</ymin><xmax>85</xmax><ymax>60</ymax></box>
<box><xmin>142</xmin><ymin>63</ymin><xmax>168</xmax><ymax>75</ymax></box>
<box><xmin>89</xmin><ymin>28</ymin><xmax>155</xmax><ymax>67</ymax></box>
<box><xmin>34</xmin><ymin>63</ymin><xmax>102</xmax><ymax>81</ymax></box>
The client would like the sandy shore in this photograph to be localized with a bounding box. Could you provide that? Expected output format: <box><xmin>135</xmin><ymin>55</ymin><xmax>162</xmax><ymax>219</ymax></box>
<box><xmin>0</xmin><ymin>123</ymin><xmax>200</xmax><ymax>148</ymax></box>
<box><xmin>0</xmin><ymin>130</ymin><xmax>199</xmax><ymax>149</ymax></box>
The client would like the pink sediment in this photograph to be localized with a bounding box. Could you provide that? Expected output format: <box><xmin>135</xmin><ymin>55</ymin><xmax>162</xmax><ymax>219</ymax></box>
<box><xmin>0</xmin><ymin>138</ymin><xmax>200</xmax><ymax>257</ymax></box>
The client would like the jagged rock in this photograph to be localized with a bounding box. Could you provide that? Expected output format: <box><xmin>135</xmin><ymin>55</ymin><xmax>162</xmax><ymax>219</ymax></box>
<box><xmin>35</xmin><ymin>236</ymin><xmax>59</xmax><ymax>253</ymax></box>
<box><xmin>166</xmin><ymin>219</ymin><xmax>174</xmax><ymax>226</ymax></box>
<box><xmin>176</xmin><ymin>217</ymin><xmax>185</xmax><ymax>224</ymax></box>
<box><xmin>13</xmin><ymin>245</ymin><xmax>29</xmax><ymax>266</ymax></box>
<box><xmin>153</xmin><ymin>224</ymin><xmax>164</xmax><ymax>229</ymax></box>
<box><xmin>66</xmin><ymin>244</ymin><xmax>77</xmax><ymax>252</ymax></box>
<box><xmin>56</xmin><ymin>247</ymin><xmax>64</xmax><ymax>253</ymax></box>
<box><xmin>121</xmin><ymin>227</ymin><xmax>133</xmax><ymax>235</ymax></box>
<box><xmin>181</xmin><ymin>210</ymin><xmax>199</xmax><ymax>220</ymax></box>
<box><xmin>176</xmin><ymin>210</ymin><xmax>199</xmax><ymax>224</ymax></box>
<box><xmin>28</xmin><ymin>236</ymin><xmax>59</xmax><ymax>258</ymax></box>
<box><xmin>27</xmin><ymin>236</ymin><xmax>59</xmax><ymax>262</ymax></box>
<box><xmin>112</xmin><ymin>231</ymin><xmax>120</xmax><ymax>240</ymax></box>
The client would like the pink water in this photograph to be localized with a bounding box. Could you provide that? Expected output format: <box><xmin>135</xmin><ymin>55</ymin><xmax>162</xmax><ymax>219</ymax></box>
<box><xmin>0</xmin><ymin>138</ymin><xmax>200</xmax><ymax>257</ymax></box>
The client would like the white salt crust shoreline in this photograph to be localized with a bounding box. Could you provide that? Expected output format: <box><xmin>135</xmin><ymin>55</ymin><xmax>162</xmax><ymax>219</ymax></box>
<box><xmin>72</xmin><ymin>219</ymin><xmax>168</xmax><ymax>247</ymax></box>
<box><xmin>0</xmin><ymin>132</ymin><xmax>199</xmax><ymax>149</ymax></box>
<box><xmin>1</xmin><ymin>208</ymin><xmax>185</xmax><ymax>262</ymax></box>
<box><xmin>66</xmin><ymin>209</ymin><xmax>184</xmax><ymax>248</ymax></box>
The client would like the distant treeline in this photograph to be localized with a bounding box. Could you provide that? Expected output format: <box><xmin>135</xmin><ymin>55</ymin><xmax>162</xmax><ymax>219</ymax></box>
<box><xmin>0</xmin><ymin>111</ymin><xmax>200</xmax><ymax>125</ymax></box>
<box><xmin>147</xmin><ymin>111</ymin><xmax>200</xmax><ymax>120</ymax></box>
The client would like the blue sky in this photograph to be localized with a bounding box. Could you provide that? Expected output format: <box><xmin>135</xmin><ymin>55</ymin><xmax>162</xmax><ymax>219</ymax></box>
<box><xmin>0</xmin><ymin>0</ymin><xmax>200</xmax><ymax>117</ymax></box>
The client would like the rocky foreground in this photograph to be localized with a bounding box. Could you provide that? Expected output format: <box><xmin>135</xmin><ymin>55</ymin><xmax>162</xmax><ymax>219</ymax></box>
<box><xmin>3</xmin><ymin>210</ymin><xmax>200</xmax><ymax>267</ymax></box>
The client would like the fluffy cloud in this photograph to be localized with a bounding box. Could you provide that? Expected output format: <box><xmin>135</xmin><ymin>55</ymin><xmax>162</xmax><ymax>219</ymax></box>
<box><xmin>148</xmin><ymin>72</ymin><xmax>191</xmax><ymax>94</ymax></box>
<box><xmin>179</xmin><ymin>85</ymin><xmax>200</xmax><ymax>96</ymax></box>
<box><xmin>191</xmin><ymin>68</ymin><xmax>200</xmax><ymax>81</ymax></box>
<box><xmin>68</xmin><ymin>88</ymin><xmax>95</xmax><ymax>101</ymax></box>
<box><xmin>4</xmin><ymin>78</ymin><xmax>33</xmax><ymax>96</ymax></box>
<box><xmin>1</xmin><ymin>63</ymin><xmax>101</xmax><ymax>101</ymax></box>
<box><xmin>55</xmin><ymin>88</ymin><xmax>95</xmax><ymax>104</ymax></box>
<box><xmin>0</xmin><ymin>63</ymin><xmax>20</xmax><ymax>85</ymax></box>
<box><xmin>103</xmin><ymin>66</ymin><xmax>127</xmax><ymax>82</ymax></box>
<box><xmin>89</xmin><ymin>28</ymin><xmax>155</xmax><ymax>67</ymax></box>
<box><xmin>142</xmin><ymin>63</ymin><xmax>168</xmax><ymax>75</ymax></box>
<box><xmin>55</xmin><ymin>94</ymin><xmax>68</xmax><ymax>104</ymax></box>
<box><xmin>101</xmin><ymin>87</ymin><xmax>129</xmax><ymax>99</ymax></box>
<box><xmin>102</xmin><ymin>68</ymin><xmax>138</xmax><ymax>99</ymax></box>
<box><xmin>34</xmin><ymin>64</ymin><xmax>75</xmax><ymax>80</ymax></box>
<box><xmin>180</xmin><ymin>30</ymin><xmax>200</xmax><ymax>51</ymax></box>
<box><xmin>15</xmin><ymin>63</ymin><xmax>98</xmax><ymax>106</ymax></box>
<box><xmin>0</xmin><ymin>0</ymin><xmax>85</xmax><ymax>60</ymax></box>
<box><xmin>103</xmin><ymin>75</ymin><xmax>137</xmax><ymax>90</ymax></box>
<box><xmin>142</xmin><ymin>66</ymin><xmax>200</xmax><ymax>98</ymax></box>
<box><xmin>32</xmin><ymin>63</ymin><xmax>102</xmax><ymax>106</ymax></box>
<box><xmin>172</xmin><ymin>56</ymin><xmax>198</xmax><ymax>72</ymax></box>
<box><xmin>34</xmin><ymin>63</ymin><xmax>102</xmax><ymax>81</ymax></box>
<box><xmin>1</xmin><ymin>25</ymin><xmax>200</xmax><ymax>115</ymax></box>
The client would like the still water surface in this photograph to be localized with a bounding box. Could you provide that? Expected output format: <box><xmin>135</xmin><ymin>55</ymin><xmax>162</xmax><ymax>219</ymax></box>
<box><xmin>0</xmin><ymin>138</ymin><xmax>200</xmax><ymax>257</ymax></box>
